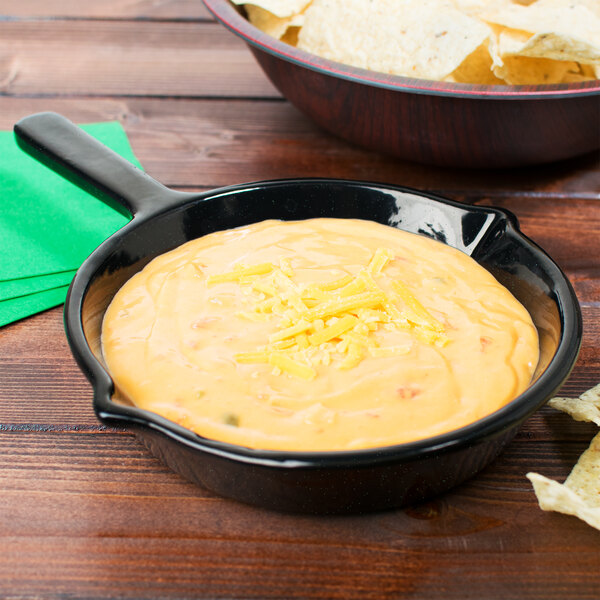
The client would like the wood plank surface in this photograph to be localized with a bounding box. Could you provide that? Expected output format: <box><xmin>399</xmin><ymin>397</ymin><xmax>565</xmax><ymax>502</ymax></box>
<box><xmin>0</xmin><ymin>428</ymin><xmax>599</xmax><ymax>599</ymax></box>
<box><xmin>0</xmin><ymin>20</ymin><xmax>278</xmax><ymax>97</ymax></box>
<box><xmin>1</xmin><ymin>2</ymin><xmax>599</xmax><ymax>598</ymax></box>
<box><xmin>1</xmin><ymin>97</ymin><xmax>598</xmax><ymax>196</ymax></box>
<box><xmin>0</xmin><ymin>0</ymin><xmax>210</xmax><ymax>19</ymax></box>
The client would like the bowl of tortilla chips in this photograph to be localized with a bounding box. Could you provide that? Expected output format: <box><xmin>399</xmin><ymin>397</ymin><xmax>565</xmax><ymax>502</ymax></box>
<box><xmin>204</xmin><ymin>0</ymin><xmax>600</xmax><ymax>168</ymax></box>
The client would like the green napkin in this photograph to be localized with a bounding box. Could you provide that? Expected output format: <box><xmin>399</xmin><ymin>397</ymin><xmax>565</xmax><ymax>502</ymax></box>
<box><xmin>0</xmin><ymin>285</ymin><xmax>70</xmax><ymax>328</ymax></box>
<box><xmin>0</xmin><ymin>122</ymin><xmax>139</xmax><ymax>281</ymax></box>
<box><xmin>0</xmin><ymin>270</ymin><xmax>76</xmax><ymax>301</ymax></box>
<box><xmin>0</xmin><ymin>121</ymin><xmax>141</xmax><ymax>326</ymax></box>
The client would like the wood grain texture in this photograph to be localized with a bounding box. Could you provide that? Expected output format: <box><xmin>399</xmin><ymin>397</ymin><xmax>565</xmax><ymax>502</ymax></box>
<box><xmin>1</xmin><ymin>97</ymin><xmax>598</xmax><ymax>195</ymax></box>
<box><xmin>1</xmin><ymin>3</ymin><xmax>599</xmax><ymax>598</ymax></box>
<box><xmin>1</xmin><ymin>429</ymin><xmax>599</xmax><ymax>599</ymax></box>
<box><xmin>0</xmin><ymin>0</ymin><xmax>210</xmax><ymax>19</ymax></box>
<box><xmin>0</xmin><ymin>20</ymin><xmax>278</xmax><ymax>97</ymax></box>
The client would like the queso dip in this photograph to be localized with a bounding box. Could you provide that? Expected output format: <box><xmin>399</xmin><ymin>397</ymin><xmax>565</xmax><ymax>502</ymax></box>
<box><xmin>101</xmin><ymin>218</ymin><xmax>539</xmax><ymax>451</ymax></box>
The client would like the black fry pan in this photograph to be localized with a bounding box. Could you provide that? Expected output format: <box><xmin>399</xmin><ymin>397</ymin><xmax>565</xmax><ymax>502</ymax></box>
<box><xmin>14</xmin><ymin>112</ymin><xmax>582</xmax><ymax>514</ymax></box>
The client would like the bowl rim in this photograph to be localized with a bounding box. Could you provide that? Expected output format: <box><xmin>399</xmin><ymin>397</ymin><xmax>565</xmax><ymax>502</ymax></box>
<box><xmin>66</xmin><ymin>177</ymin><xmax>583</xmax><ymax>470</ymax></box>
<box><xmin>203</xmin><ymin>0</ymin><xmax>600</xmax><ymax>100</ymax></box>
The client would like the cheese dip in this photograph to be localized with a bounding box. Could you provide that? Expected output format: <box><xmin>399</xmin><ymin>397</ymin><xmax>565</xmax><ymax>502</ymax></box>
<box><xmin>101</xmin><ymin>218</ymin><xmax>539</xmax><ymax>451</ymax></box>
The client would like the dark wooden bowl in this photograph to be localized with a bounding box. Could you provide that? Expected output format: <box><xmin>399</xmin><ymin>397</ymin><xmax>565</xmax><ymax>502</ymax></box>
<box><xmin>204</xmin><ymin>0</ymin><xmax>600</xmax><ymax>168</ymax></box>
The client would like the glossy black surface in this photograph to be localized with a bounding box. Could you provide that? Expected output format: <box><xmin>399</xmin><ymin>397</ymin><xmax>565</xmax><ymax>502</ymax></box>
<box><xmin>14</xmin><ymin>112</ymin><xmax>582</xmax><ymax>513</ymax></box>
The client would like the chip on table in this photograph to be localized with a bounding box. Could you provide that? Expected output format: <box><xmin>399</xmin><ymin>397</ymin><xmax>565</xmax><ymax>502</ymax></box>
<box><xmin>527</xmin><ymin>383</ymin><xmax>600</xmax><ymax>531</ymax></box>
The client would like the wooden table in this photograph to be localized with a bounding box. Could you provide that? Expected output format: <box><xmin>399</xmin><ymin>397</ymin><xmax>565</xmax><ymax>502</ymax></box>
<box><xmin>1</xmin><ymin>2</ymin><xmax>599</xmax><ymax>598</ymax></box>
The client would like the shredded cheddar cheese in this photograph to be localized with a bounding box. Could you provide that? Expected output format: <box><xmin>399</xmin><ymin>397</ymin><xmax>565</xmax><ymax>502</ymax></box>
<box><xmin>391</xmin><ymin>280</ymin><xmax>444</xmax><ymax>332</ymax></box>
<box><xmin>308</xmin><ymin>314</ymin><xmax>358</xmax><ymax>346</ymax></box>
<box><xmin>367</xmin><ymin>247</ymin><xmax>394</xmax><ymax>275</ymax></box>
<box><xmin>268</xmin><ymin>352</ymin><xmax>316</xmax><ymax>380</ymax></box>
<box><xmin>213</xmin><ymin>248</ymin><xmax>449</xmax><ymax>378</ymax></box>
<box><xmin>268</xmin><ymin>319</ymin><xmax>311</xmax><ymax>343</ymax></box>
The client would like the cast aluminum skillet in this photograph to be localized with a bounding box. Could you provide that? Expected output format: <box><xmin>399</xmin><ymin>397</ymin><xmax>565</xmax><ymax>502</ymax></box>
<box><xmin>14</xmin><ymin>112</ymin><xmax>582</xmax><ymax>514</ymax></box>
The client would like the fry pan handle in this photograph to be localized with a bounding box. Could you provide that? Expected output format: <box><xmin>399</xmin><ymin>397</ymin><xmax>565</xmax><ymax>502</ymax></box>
<box><xmin>14</xmin><ymin>112</ymin><xmax>194</xmax><ymax>218</ymax></box>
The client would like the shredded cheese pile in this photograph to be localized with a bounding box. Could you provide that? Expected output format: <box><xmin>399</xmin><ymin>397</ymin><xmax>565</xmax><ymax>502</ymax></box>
<box><xmin>206</xmin><ymin>248</ymin><xmax>448</xmax><ymax>380</ymax></box>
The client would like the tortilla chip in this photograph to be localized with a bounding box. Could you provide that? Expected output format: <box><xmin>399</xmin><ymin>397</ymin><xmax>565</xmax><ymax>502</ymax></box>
<box><xmin>527</xmin><ymin>472</ymin><xmax>600</xmax><ymax>530</ymax></box>
<box><xmin>231</xmin><ymin>0</ymin><xmax>312</xmax><ymax>19</ymax></box>
<box><xmin>527</xmin><ymin>382</ymin><xmax>600</xmax><ymax>530</ymax></box>
<box><xmin>549</xmin><ymin>383</ymin><xmax>600</xmax><ymax>426</ymax></box>
<box><xmin>446</xmin><ymin>42</ymin><xmax>505</xmax><ymax>84</ymax></box>
<box><xmin>280</xmin><ymin>26</ymin><xmax>301</xmax><ymax>47</ymax></box>
<box><xmin>545</xmin><ymin>0</ymin><xmax>600</xmax><ymax>20</ymax></box>
<box><xmin>451</xmin><ymin>0</ymin><xmax>501</xmax><ymax>17</ymax></box>
<box><xmin>580</xmin><ymin>63</ymin><xmax>599</xmax><ymax>78</ymax></box>
<box><xmin>481</xmin><ymin>0</ymin><xmax>600</xmax><ymax>64</ymax></box>
<box><xmin>517</xmin><ymin>33</ymin><xmax>600</xmax><ymax>64</ymax></box>
<box><xmin>245</xmin><ymin>5</ymin><xmax>305</xmax><ymax>39</ymax></box>
<box><xmin>297</xmin><ymin>0</ymin><xmax>491</xmax><ymax>81</ymax></box>
<box><xmin>560</xmin><ymin>65</ymin><xmax>598</xmax><ymax>82</ymax></box>
<box><xmin>236</xmin><ymin>0</ymin><xmax>598</xmax><ymax>83</ymax></box>
<box><xmin>564</xmin><ymin>432</ymin><xmax>600</xmax><ymax>507</ymax></box>
<box><xmin>527</xmin><ymin>432</ymin><xmax>600</xmax><ymax>530</ymax></box>
<box><xmin>494</xmin><ymin>53</ymin><xmax>577</xmax><ymax>84</ymax></box>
